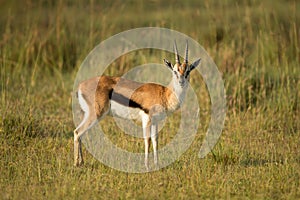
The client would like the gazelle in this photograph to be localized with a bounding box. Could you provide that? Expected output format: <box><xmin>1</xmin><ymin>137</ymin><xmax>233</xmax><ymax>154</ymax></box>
<box><xmin>74</xmin><ymin>41</ymin><xmax>201</xmax><ymax>168</ymax></box>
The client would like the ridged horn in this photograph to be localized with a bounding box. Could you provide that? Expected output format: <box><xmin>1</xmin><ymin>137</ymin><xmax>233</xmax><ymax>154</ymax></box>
<box><xmin>174</xmin><ymin>41</ymin><xmax>180</xmax><ymax>64</ymax></box>
<box><xmin>184</xmin><ymin>40</ymin><xmax>188</xmax><ymax>64</ymax></box>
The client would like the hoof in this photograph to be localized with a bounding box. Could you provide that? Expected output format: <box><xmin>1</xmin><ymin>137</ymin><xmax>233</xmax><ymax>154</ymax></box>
<box><xmin>74</xmin><ymin>161</ymin><xmax>84</xmax><ymax>167</ymax></box>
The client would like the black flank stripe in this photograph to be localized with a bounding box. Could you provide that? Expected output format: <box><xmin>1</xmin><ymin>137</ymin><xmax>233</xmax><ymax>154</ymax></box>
<box><xmin>109</xmin><ymin>90</ymin><xmax>149</xmax><ymax>114</ymax></box>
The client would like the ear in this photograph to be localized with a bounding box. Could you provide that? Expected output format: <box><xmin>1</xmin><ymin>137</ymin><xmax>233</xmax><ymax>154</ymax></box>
<box><xmin>163</xmin><ymin>59</ymin><xmax>173</xmax><ymax>70</ymax></box>
<box><xmin>189</xmin><ymin>58</ymin><xmax>201</xmax><ymax>71</ymax></box>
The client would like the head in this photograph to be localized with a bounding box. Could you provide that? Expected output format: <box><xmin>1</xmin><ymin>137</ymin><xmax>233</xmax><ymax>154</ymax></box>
<box><xmin>163</xmin><ymin>41</ymin><xmax>201</xmax><ymax>88</ymax></box>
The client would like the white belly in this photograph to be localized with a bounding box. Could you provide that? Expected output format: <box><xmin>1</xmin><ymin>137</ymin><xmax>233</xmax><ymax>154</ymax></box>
<box><xmin>110</xmin><ymin>100</ymin><xmax>143</xmax><ymax>120</ymax></box>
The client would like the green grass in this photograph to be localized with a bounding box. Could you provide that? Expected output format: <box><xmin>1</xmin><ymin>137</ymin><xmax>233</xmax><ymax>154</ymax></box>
<box><xmin>0</xmin><ymin>0</ymin><xmax>299</xmax><ymax>199</ymax></box>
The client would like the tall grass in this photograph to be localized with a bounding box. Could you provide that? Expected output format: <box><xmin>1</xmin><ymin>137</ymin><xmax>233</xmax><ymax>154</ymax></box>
<box><xmin>0</xmin><ymin>0</ymin><xmax>299</xmax><ymax>199</ymax></box>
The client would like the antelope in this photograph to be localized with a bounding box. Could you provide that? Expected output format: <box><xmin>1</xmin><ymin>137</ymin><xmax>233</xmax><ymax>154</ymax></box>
<box><xmin>73</xmin><ymin>41</ymin><xmax>201</xmax><ymax>168</ymax></box>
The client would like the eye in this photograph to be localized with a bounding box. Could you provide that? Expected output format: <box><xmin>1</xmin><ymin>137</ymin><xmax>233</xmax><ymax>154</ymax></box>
<box><xmin>173</xmin><ymin>71</ymin><xmax>179</xmax><ymax>78</ymax></box>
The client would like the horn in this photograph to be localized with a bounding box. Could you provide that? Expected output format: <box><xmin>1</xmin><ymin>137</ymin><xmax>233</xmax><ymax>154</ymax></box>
<box><xmin>174</xmin><ymin>41</ymin><xmax>180</xmax><ymax>64</ymax></box>
<box><xmin>184</xmin><ymin>40</ymin><xmax>188</xmax><ymax>64</ymax></box>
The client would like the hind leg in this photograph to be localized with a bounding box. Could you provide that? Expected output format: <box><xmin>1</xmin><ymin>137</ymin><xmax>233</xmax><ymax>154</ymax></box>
<box><xmin>74</xmin><ymin>107</ymin><xmax>110</xmax><ymax>166</ymax></box>
<box><xmin>74</xmin><ymin>112</ymin><xmax>98</xmax><ymax>166</ymax></box>
<box><xmin>74</xmin><ymin>86</ymin><xmax>111</xmax><ymax>166</ymax></box>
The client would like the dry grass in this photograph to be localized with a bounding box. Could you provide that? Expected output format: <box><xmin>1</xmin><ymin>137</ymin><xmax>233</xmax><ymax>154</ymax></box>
<box><xmin>0</xmin><ymin>0</ymin><xmax>299</xmax><ymax>199</ymax></box>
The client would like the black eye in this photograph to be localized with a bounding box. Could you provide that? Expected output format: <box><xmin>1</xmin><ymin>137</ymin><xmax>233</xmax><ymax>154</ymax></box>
<box><xmin>174</xmin><ymin>71</ymin><xmax>179</xmax><ymax>78</ymax></box>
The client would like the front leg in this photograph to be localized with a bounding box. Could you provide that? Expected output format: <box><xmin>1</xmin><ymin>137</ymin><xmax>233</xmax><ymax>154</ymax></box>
<box><xmin>151</xmin><ymin>123</ymin><xmax>158</xmax><ymax>167</ymax></box>
<box><xmin>142</xmin><ymin>114</ymin><xmax>151</xmax><ymax>170</ymax></box>
<box><xmin>144</xmin><ymin>136</ymin><xmax>151</xmax><ymax>170</ymax></box>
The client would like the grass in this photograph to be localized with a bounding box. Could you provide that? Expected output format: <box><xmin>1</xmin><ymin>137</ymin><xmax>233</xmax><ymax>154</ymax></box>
<box><xmin>0</xmin><ymin>0</ymin><xmax>299</xmax><ymax>199</ymax></box>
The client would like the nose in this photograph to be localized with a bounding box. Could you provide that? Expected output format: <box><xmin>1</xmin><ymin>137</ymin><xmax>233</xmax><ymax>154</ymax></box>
<box><xmin>179</xmin><ymin>79</ymin><xmax>185</xmax><ymax>86</ymax></box>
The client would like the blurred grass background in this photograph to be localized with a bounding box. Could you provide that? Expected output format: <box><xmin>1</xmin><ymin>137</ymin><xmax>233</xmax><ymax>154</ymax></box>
<box><xmin>0</xmin><ymin>0</ymin><xmax>299</xmax><ymax>199</ymax></box>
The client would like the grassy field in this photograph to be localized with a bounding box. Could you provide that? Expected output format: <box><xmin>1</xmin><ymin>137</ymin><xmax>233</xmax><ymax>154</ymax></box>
<box><xmin>0</xmin><ymin>0</ymin><xmax>299</xmax><ymax>199</ymax></box>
